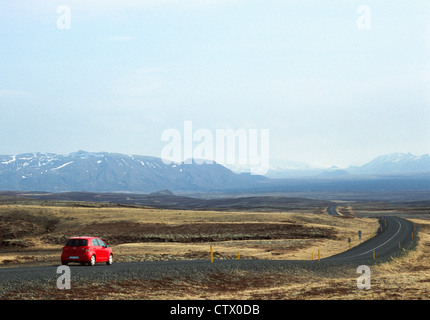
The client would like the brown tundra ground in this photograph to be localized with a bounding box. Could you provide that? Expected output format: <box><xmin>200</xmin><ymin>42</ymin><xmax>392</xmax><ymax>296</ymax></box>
<box><xmin>0</xmin><ymin>203</ymin><xmax>429</xmax><ymax>300</ymax></box>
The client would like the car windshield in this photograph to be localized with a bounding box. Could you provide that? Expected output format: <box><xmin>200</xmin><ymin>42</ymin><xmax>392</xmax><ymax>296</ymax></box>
<box><xmin>65</xmin><ymin>239</ymin><xmax>88</xmax><ymax>247</ymax></box>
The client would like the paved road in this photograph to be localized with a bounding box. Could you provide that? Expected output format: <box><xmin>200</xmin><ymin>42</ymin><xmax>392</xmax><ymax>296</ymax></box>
<box><xmin>325</xmin><ymin>216</ymin><xmax>415</xmax><ymax>262</ymax></box>
<box><xmin>327</xmin><ymin>205</ymin><xmax>340</xmax><ymax>216</ymax></box>
<box><xmin>0</xmin><ymin>216</ymin><xmax>417</xmax><ymax>296</ymax></box>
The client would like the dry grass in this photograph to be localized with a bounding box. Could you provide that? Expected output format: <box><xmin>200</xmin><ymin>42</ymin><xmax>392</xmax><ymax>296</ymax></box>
<box><xmin>0</xmin><ymin>204</ymin><xmax>379</xmax><ymax>266</ymax></box>
<box><xmin>1</xmin><ymin>203</ymin><xmax>429</xmax><ymax>300</ymax></box>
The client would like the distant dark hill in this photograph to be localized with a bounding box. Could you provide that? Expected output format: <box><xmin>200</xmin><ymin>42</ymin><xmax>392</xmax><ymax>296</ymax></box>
<box><xmin>149</xmin><ymin>189</ymin><xmax>175</xmax><ymax>196</ymax></box>
<box><xmin>0</xmin><ymin>151</ymin><xmax>266</xmax><ymax>193</ymax></box>
<box><xmin>0</xmin><ymin>191</ymin><xmax>334</xmax><ymax>212</ymax></box>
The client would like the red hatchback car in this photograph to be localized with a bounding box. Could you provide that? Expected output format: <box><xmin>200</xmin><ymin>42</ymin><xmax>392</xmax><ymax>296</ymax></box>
<box><xmin>61</xmin><ymin>236</ymin><xmax>113</xmax><ymax>266</ymax></box>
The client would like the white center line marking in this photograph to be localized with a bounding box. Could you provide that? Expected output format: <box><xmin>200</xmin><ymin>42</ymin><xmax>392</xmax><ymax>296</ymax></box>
<box><xmin>357</xmin><ymin>217</ymin><xmax>402</xmax><ymax>257</ymax></box>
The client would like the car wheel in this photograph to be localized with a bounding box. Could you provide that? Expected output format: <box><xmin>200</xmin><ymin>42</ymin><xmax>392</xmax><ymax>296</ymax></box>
<box><xmin>89</xmin><ymin>255</ymin><xmax>96</xmax><ymax>266</ymax></box>
<box><xmin>106</xmin><ymin>254</ymin><xmax>113</xmax><ymax>265</ymax></box>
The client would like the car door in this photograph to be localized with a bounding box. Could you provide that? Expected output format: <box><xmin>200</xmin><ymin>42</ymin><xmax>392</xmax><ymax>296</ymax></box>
<box><xmin>91</xmin><ymin>238</ymin><xmax>102</xmax><ymax>261</ymax></box>
<box><xmin>96</xmin><ymin>238</ymin><xmax>109</xmax><ymax>261</ymax></box>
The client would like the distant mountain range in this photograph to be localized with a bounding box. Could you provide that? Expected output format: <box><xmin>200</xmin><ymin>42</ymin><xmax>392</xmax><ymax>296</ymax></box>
<box><xmin>228</xmin><ymin>153</ymin><xmax>430</xmax><ymax>178</ymax></box>
<box><xmin>0</xmin><ymin>151</ymin><xmax>428</xmax><ymax>193</ymax></box>
<box><xmin>0</xmin><ymin>151</ymin><xmax>265</xmax><ymax>193</ymax></box>
<box><xmin>347</xmin><ymin>153</ymin><xmax>430</xmax><ymax>175</ymax></box>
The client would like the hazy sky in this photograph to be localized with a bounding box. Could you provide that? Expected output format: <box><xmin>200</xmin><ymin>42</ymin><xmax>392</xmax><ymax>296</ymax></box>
<box><xmin>1</xmin><ymin>0</ymin><xmax>429</xmax><ymax>168</ymax></box>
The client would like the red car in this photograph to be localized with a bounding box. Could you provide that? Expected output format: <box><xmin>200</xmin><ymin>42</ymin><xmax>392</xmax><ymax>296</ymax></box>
<box><xmin>61</xmin><ymin>236</ymin><xmax>113</xmax><ymax>266</ymax></box>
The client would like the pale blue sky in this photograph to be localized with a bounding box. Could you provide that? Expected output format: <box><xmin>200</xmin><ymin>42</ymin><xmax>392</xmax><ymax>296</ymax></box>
<box><xmin>0</xmin><ymin>0</ymin><xmax>429</xmax><ymax>167</ymax></box>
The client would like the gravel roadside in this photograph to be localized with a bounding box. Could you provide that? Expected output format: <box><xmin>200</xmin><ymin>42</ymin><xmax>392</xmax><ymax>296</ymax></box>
<box><xmin>0</xmin><ymin>258</ymin><xmax>369</xmax><ymax>298</ymax></box>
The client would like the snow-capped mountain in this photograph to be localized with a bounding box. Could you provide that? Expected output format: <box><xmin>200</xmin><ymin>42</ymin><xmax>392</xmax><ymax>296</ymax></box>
<box><xmin>0</xmin><ymin>151</ymin><xmax>265</xmax><ymax>193</ymax></box>
<box><xmin>226</xmin><ymin>153</ymin><xmax>430</xmax><ymax>178</ymax></box>
<box><xmin>0</xmin><ymin>151</ymin><xmax>427</xmax><ymax>193</ymax></box>
<box><xmin>347</xmin><ymin>153</ymin><xmax>430</xmax><ymax>175</ymax></box>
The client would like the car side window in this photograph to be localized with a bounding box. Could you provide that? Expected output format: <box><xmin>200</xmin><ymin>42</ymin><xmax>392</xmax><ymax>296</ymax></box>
<box><xmin>92</xmin><ymin>239</ymin><xmax>100</xmax><ymax>246</ymax></box>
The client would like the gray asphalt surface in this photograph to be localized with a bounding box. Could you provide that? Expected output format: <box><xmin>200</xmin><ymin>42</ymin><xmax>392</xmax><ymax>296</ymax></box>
<box><xmin>0</xmin><ymin>216</ymin><xmax>417</xmax><ymax>297</ymax></box>
<box><xmin>327</xmin><ymin>205</ymin><xmax>340</xmax><ymax>216</ymax></box>
<box><xmin>325</xmin><ymin>216</ymin><xmax>415</xmax><ymax>262</ymax></box>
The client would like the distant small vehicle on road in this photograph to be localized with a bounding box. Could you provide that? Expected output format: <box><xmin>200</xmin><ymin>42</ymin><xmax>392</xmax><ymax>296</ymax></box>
<box><xmin>61</xmin><ymin>236</ymin><xmax>113</xmax><ymax>266</ymax></box>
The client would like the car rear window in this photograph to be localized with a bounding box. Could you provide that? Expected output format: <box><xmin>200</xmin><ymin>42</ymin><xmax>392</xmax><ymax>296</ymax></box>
<box><xmin>65</xmin><ymin>239</ymin><xmax>88</xmax><ymax>247</ymax></box>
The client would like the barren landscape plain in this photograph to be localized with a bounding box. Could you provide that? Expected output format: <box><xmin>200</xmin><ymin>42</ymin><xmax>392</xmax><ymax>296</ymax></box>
<box><xmin>0</xmin><ymin>197</ymin><xmax>428</xmax><ymax>300</ymax></box>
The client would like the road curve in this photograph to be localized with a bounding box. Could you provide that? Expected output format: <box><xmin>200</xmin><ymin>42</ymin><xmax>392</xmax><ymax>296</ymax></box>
<box><xmin>327</xmin><ymin>205</ymin><xmax>340</xmax><ymax>216</ymax></box>
<box><xmin>0</xmin><ymin>216</ymin><xmax>417</xmax><ymax>295</ymax></box>
<box><xmin>325</xmin><ymin>216</ymin><xmax>415</xmax><ymax>263</ymax></box>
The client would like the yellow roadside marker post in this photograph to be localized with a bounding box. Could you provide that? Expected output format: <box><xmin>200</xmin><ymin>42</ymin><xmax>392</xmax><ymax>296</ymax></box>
<box><xmin>210</xmin><ymin>245</ymin><xmax>213</xmax><ymax>263</ymax></box>
<box><xmin>238</xmin><ymin>251</ymin><xmax>240</xmax><ymax>260</ymax></box>
<box><xmin>311</xmin><ymin>252</ymin><xmax>313</xmax><ymax>261</ymax></box>
<box><xmin>373</xmin><ymin>250</ymin><xmax>375</xmax><ymax>259</ymax></box>
<box><xmin>318</xmin><ymin>250</ymin><xmax>320</xmax><ymax>262</ymax></box>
